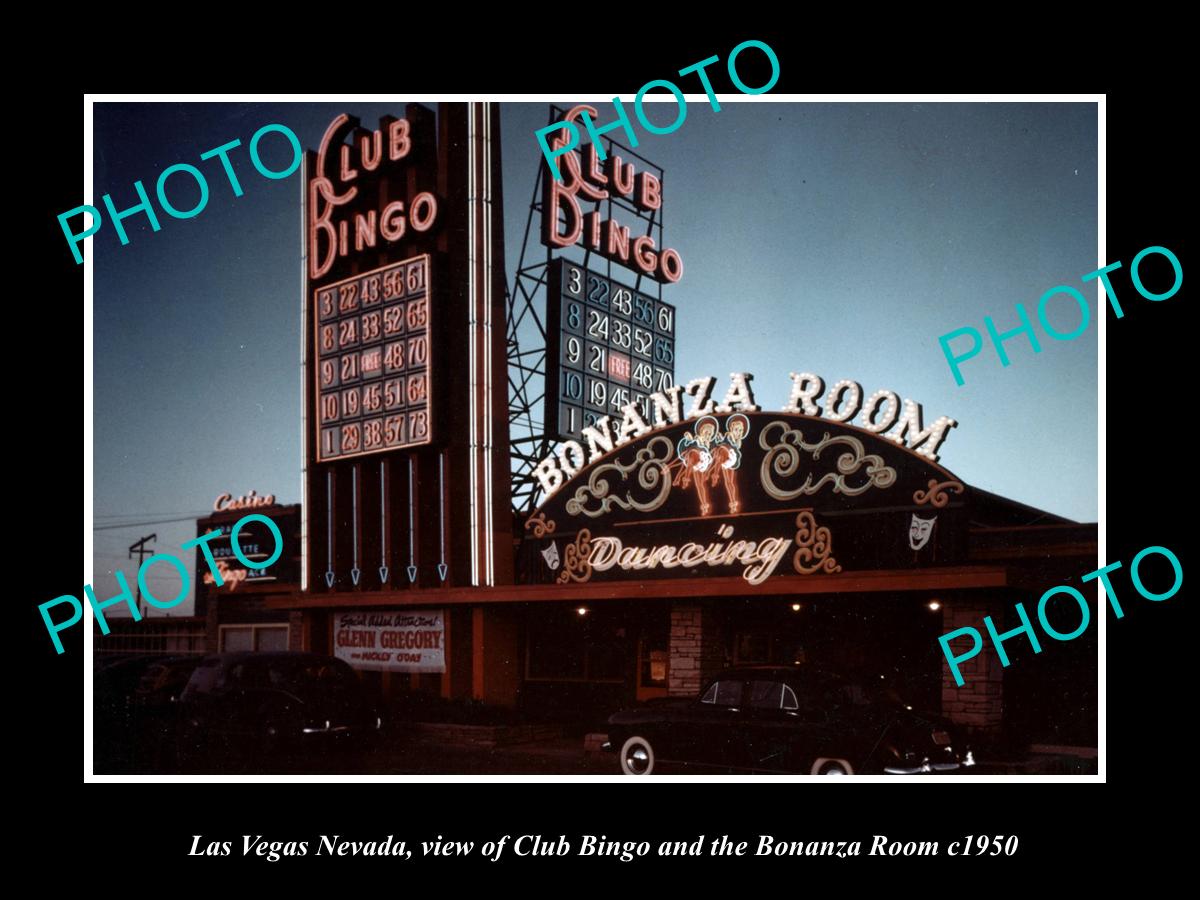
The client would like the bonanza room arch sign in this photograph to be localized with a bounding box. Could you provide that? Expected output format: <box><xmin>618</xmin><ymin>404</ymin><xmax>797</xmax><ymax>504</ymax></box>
<box><xmin>521</xmin><ymin>372</ymin><xmax>967</xmax><ymax>586</ymax></box>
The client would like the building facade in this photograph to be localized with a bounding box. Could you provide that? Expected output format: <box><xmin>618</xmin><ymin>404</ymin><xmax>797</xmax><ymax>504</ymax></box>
<box><xmin>251</xmin><ymin>103</ymin><xmax>1096</xmax><ymax>750</ymax></box>
<box><xmin>195</xmin><ymin>497</ymin><xmax>301</xmax><ymax>654</ymax></box>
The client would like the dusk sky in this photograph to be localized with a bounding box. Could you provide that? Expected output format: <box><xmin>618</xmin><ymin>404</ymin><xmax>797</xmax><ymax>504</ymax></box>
<box><xmin>90</xmin><ymin>99</ymin><xmax>1098</xmax><ymax>615</ymax></box>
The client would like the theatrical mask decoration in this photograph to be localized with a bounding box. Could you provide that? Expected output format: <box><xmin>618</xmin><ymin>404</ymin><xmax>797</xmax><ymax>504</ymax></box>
<box><xmin>909</xmin><ymin>514</ymin><xmax>936</xmax><ymax>550</ymax></box>
<box><xmin>541</xmin><ymin>541</ymin><xmax>561</xmax><ymax>571</ymax></box>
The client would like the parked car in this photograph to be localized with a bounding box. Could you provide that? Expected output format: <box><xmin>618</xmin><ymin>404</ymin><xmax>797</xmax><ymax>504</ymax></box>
<box><xmin>132</xmin><ymin>656</ymin><xmax>205</xmax><ymax>771</ymax></box>
<box><xmin>94</xmin><ymin>654</ymin><xmax>174</xmax><ymax>772</ymax></box>
<box><xmin>176</xmin><ymin>653</ymin><xmax>381</xmax><ymax>772</ymax></box>
<box><xmin>95</xmin><ymin>654</ymin><xmax>171</xmax><ymax>714</ymax></box>
<box><xmin>603</xmin><ymin>665</ymin><xmax>974</xmax><ymax>775</ymax></box>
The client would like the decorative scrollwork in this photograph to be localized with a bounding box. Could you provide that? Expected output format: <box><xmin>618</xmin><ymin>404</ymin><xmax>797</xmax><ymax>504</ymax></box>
<box><xmin>759</xmin><ymin>421</ymin><xmax>897</xmax><ymax>501</ymax></box>
<box><xmin>793</xmin><ymin>510</ymin><xmax>842</xmax><ymax>575</ymax></box>
<box><xmin>913</xmin><ymin>479</ymin><xmax>964</xmax><ymax>509</ymax></box>
<box><xmin>564</xmin><ymin>436</ymin><xmax>675</xmax><ymax>519</ymax></box>
<box><xmin>556</xmin><ymin>529</ymin><xmax>594</xmax><ymax>584</ymax></box>
<box><xmin>524</xmin><ymin>511</ymin><xmax>556</xmax><ymax>538</ymax></box>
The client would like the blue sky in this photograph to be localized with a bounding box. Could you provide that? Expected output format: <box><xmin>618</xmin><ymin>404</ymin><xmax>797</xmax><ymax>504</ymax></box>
<box><xmin>90</xmin><ymin>100</ymin><xmax>1097</xmax><ymax>615</ymax></box>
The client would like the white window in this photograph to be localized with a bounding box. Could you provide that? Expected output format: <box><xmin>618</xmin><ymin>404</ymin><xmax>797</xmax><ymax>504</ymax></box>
<box><xmin>219</xmin><ymin>624</ymin><xmax>289</xmax><ymax>652</ymax></box>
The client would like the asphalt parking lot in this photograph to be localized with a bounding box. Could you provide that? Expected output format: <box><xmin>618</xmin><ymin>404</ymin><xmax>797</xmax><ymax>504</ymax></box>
<box><xmin>98</xmin><ymin>729</ymin><xmax>615</xmax><ymax>776</ymax></box>
<box><xmin>368</xmin><ymin>736</ymin><xmax>617</xmax><ymax>775</ymax></box>
<box><xmin>98</xmin><ymin>726</ymin><xmax>793</xmax><ymax>775</ymax></box>
<box><xmin>99</xmin><ymin>731</ymin><xmax>1069</xmax><ymax>776</ymax></box>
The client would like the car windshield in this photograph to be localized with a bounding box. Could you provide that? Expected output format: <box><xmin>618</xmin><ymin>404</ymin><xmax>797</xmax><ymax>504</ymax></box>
<box><xmin>184</xmin><ymin>660</ymin><xmax>222</xmax><ymax>695</ymax></box>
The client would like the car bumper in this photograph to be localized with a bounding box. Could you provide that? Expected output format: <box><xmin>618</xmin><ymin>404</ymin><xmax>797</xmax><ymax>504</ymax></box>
<box><xmin>884</xmin><ymin>750</ymin><xmax>976</xmax><ymax>774</ymax></box>
<box><xmin>883</xmin><ymin>762</ymin><xmax>962</xmax><ymax>774</ymax></box>
<box><xmin>301</xmin><ymin>715</ymin><xmax>383</xmax><ymax>735</ymax></box>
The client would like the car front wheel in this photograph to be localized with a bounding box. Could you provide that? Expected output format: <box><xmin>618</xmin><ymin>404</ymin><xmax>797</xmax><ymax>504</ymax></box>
<box><xmin>811</xmin><ymin>757</ymin><xmax>855</xmax><ymax>775</ymax></box>
<box><xmin>619</xmin><ymin>735</ymin><xmax>656</xmax><ymax>776</ymax></box>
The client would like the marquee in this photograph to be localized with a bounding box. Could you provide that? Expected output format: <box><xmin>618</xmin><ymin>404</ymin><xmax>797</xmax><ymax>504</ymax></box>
<box><xmin>522</xmin><ymin>409</ymin><xmax>968</xmax><ymax>587</ymax></box>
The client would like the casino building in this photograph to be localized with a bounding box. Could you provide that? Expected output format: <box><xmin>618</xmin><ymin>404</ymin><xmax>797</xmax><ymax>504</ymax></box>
<box><xmin>266</xmin><ymin>102</ymin><xmax>1096</xmax><ymax>753</ymax></box>
<box><xmin>194</xmin><ymin>494</ymin><xmax>301</xmax><ymax>654</ymax></box>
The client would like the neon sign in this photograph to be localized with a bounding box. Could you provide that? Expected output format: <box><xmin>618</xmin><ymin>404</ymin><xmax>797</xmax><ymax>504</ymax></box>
<box><xmin>588</xmin><ymin>525</ymin><xmax>792</xmax><ymax>586</ymax></box>
<box><xmin>540</xmin><ymin>107</ymin><xmax>683</xmax><ymax>284</ymax></box>
<box><xmin>308</xmin><ymin>113</ymin><xmax>439</xmax><ymax>281</ymax></box>
<box><xmin>315</xmin><ymin>254</ymin><xmax>434</xmax><ymax>460</ymax></box>
<box><xmin>532</xmin><ymin>372</ymin><xmax>957</xmax><ymax>499</ymax></box>
<box><xmin>523</xmin><ymin>406</ymin><xmax>969</xmax><ymax>587</ymax></box>
<box><xmin>672</xmin><ymin>414</ymin><xmax>749</xmax><ymax>517</ymax></box>
<box><xmin>213</xmin><ymin>490</ymin><xmax>276</xmax><ymax>512</ymax></box>
<box><xmin>547</xmin><ymin>258</ymin><xmax>677</xmax><ymax>441</ymax></box>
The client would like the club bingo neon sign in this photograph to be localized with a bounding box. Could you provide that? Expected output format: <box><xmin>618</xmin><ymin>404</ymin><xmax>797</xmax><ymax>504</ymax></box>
<box><xmin>532</xmin><ymin>372</ymin><xmax>957</xmax><ymax>498</ymax></box>
<box><xmin>541</xmin><ymin>106</ymin><xmax>683</xmax><ymax>285</ymax></box>
<box><xmin>308</xmin><ymin>113</ymin><xmax>439</xmax><ymax>280</ymax></box>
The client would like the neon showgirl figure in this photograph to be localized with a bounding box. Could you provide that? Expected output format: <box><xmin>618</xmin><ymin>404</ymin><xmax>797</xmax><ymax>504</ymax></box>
<box><xmin>711</xmin><ymin>413</ymin><xmax>748</xmax><ymax>514</ymax></box>
<box><xmin>674</xmin><ymin>415</ymin><xmax>719</xmax><ymax>516</ymax></box>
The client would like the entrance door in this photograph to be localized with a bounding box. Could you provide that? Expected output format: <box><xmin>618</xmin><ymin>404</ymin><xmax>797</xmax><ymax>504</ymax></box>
<box><xmin>521</xmin><ymin>604</ymin><xmax>634</xmax><ymax>731</ymax></box>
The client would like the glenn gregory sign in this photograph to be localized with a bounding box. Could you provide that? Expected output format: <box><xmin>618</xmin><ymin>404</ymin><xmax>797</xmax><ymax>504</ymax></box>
<box><xmin>522</xmin><ymin>375</ymin><xmax>967</xmax><ymax>586</ymax></box>
<box><xmin>333</xmin><ymin>611</ymin><xmax>446</xmax><ymax>673</ymax></box>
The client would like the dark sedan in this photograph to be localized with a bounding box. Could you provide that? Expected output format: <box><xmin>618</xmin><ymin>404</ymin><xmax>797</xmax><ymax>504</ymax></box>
<box><xmin>95</xmin><ymin>654</ymin><xmax>175</xmax><ymax>772</ymax></box>
<box><xmin>132</xmin><ymin>656</ymin><xmax>204</xmax><ymax>770</ymax></box>
<box><xmin>603</xmin><ymin>666</ymin><xmax>974</xmax><ymax>776</ymax></box>
<box><xmin>176</xmin><ymin>652</ymin><xmax>381</xmax><ymax>772</ymax></box>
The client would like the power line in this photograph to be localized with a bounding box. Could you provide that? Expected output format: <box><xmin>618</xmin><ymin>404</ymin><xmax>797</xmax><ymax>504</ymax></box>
<box><xmin>93</xmin><ymin>515</ymin><xmax>205</xmax><ymax>531</ymax></box>
<box><xmin>95</xmin><ymin>510</ymin><xmax>209</xmax><ymax>520</ymax></box>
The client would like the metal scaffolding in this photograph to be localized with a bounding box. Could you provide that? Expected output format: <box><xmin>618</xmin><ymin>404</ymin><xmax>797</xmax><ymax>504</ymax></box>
<box><xmin>506</xmin><ymin>105</ymin><xmax>666</xmax><ymax>515</ymax></box>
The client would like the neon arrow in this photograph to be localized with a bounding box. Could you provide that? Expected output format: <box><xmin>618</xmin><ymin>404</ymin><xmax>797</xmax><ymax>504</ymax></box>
<box><xmin>350</xmin><ymin>465</ymin><xmax>361</xmax><ymax>586</ymax></box>
<box><xmin>379</xmin><ymin>460</ymin><xmax>389</xmax><ymax>584</ymax></box>
<box><xmin>437</xmin><ymin>452</ymin><xmax>448</xmax><ymax>581</ymax></box>
<box><xmin>407</xmin><ymin>457</ymin><xmax>417</xmax><ymax>583</ymax></box>
<box><xmin>324</xmin><ymin>470</ymin><xmax>335</xmax><ymax>588</ymax></box>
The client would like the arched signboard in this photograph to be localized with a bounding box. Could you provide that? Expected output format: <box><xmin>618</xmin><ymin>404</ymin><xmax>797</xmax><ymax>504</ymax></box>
<box><xmin>521</xmin><ymin>412</ymin><xmax>968</xmax><ymax>586</ymax></box>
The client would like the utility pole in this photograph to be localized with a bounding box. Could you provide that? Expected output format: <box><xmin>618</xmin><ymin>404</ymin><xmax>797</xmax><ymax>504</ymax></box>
<box><xmin>128</xmin><ymin>533</ymin><xmax>157</xmax><ymax>618</ymax></box>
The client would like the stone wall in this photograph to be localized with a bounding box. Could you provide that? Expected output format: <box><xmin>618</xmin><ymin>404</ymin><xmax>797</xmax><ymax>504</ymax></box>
<box><xmin>668</xmin><ymin>603</ymin><xmax>724</xmax><ymax>697</ymax></box>
<box><xmin>288</xmin><ymin>611</ymin><xmax>305</xmax><ymax>651</ymax></box>
<box><xmin>940</xmin><ymin>599</ymin><xmax>1004</xmax><ymax>732</ymax></box>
